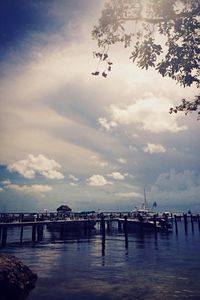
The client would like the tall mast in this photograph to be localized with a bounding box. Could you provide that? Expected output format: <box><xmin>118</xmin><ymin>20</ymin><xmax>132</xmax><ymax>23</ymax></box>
<box><xmin>144</xmin><ymin>188</ymin><xmax>147</xmax><ymax>209</ymax></box>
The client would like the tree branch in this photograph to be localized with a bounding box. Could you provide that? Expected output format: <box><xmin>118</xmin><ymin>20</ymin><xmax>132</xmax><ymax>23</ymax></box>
<box><xmin>117</xmin><ymin>8</ymin><xmax>200</xmax><ymax>24</ymax></box>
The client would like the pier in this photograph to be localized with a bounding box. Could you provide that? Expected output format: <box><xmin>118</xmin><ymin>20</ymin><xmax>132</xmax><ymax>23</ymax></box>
<box><xmin>0</xmin><ymin>212</ymin><xmax>199</xmax><ymax>247</ymax></box>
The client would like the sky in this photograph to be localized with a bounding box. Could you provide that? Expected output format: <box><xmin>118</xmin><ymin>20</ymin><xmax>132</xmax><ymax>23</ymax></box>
<box><xmin>0</xmin><ymin>0</ymin><xmax>199</xmax><ymax>213</ymax></box>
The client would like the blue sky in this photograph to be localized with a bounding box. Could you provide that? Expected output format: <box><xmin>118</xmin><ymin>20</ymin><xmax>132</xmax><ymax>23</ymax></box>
<box><xmin>0</xmin><ymin>0</ymin><xmax>199</xmax><ymax>213</ymax></box>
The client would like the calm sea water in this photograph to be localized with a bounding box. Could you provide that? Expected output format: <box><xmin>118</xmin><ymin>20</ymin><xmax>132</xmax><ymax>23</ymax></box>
<box><xmin>1</xmin><ymin>220</ymin><xmax>200</xmax><ymax>300</ymax></box>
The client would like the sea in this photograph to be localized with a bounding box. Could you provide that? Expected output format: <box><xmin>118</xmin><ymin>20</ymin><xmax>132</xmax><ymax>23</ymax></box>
<box><xmin>0</xmin><ymin>219</ymin><xmax>200</xmax><ymax>300</ymax></box>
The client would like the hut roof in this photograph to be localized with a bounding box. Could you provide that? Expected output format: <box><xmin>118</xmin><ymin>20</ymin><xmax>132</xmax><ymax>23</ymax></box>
<box><xmin>57</xmin><ymin>205</ymin><xmax>72</xmax><ymax>212</ymax></box>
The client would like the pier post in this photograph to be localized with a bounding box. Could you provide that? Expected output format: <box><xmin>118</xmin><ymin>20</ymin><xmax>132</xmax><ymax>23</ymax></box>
<box><xmin>107</xmin><ymin>220</ymin><xmax>110</xmax><ymax>232</ymax></box>
<box><xmin>124</xmin><ymin>216</ymin><xmax>128</xmax><ymax>249</ymax></box>
<box><xmin>37</xmin><ymin>225</ymin><xmax>44</xmax><ymax>241</ymax></box>
<box><xmin>20</xmin><ymin>226</ymin><xmax>24</xmax><ymax>244</ymax></box>
<box><xmin>2</xmin><ymin>226</ymin><xmax>7</xmax><ymax>247</ymax></box>
<box><xmin>101</xmin><ymin>215</ymin><xmax>105</xmax><ymax>236</ymax></box>
<box><xmin>118</xmin><ymin>220</ymin><xmax>122</xmax><ymax>231</ymax></box>
<box><xmin>191</xmin><ymin>214</ymin><xmax>194</xmax><ymax>232</ymax></box>
<box><xmin>21</xmin><ymin>213</ymin><xmax>24</xmax><ymax>223</ymax></box>
<box><xmin>183</xmin><ymin>213</ymin><xmax>188</xmax><ymax>235</ymax></box>
<box><xmin>32</xmin><ymin>225</ymin><xmax>37</xmax><ymax>242</ymax></box>
<box><xmin>197</xmin><ymin>214</ymin><xmax>200</xmax><ymax>231</ymax></box>
<box><xmin>101</xmin><ymin>215</ymin><xmax>105</xmax><ymax>256</ymax></box>
<box><xmin>174</xmin><ymin>215</ymin><xmax>178</xmax><ymax>234</ymax></box>
<box><xmin>101</xmin><ymin>234</ymin><xmax>105</xmax><ymax>256</ymax></box>
<box><xmin>153</xmin><ymin>214</ymin><xmax>157</xmax><ymax>234</ymax></box>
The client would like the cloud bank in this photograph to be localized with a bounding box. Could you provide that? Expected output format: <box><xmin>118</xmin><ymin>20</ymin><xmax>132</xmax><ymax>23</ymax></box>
<box><xmin>87</xmin><ymin>175</ymin><xmax>112</xmax><ymax>186</ymax></box>
<box><xmin>99</xmin><ymin>97</ymin><xmax>187</xmax><ymax>133</ymax></box>
<box><xmin>2</xmin><ymin>179</ymin><xmax>52</xmax><ymax>194</ymax></box>
<box><xmin>107</xmin><ymin>172</ymin><xmax>127</xmax><ymax>180</ymax></box>
<box><xmin>8</xmin><ymin>154</ymin><xmax>64</xmax><ymax>179</ymax></box>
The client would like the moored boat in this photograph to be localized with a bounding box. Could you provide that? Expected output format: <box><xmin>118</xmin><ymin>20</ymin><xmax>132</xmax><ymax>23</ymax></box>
<box><xmin>121</xmin><ymin>189</ymin><xmax>172</xmax><ymax>232</ymax></box>
<box><xmin>120</xmin><ymin>215</ymin><xmax>172</xmax><ymax>232</ymax></box>
<box><xmin>46</xmin><ymin>219</ymin><xmax>97</xmax><ymax>232</ymax></box>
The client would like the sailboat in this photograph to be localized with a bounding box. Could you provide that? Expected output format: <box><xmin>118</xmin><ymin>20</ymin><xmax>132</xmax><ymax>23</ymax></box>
<box><xmin>131</xmin><ymin>189</ymin><xmax>154</xmax><ymax>216</ymax></box>
<box><xmin>123</xmin><ymin>189</ymin><xmax>172</xmax><ymax>232</ymax></box>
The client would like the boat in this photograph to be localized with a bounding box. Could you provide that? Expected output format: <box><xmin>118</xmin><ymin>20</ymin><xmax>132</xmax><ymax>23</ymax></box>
<box><xmin>120</xmin><ymin>189</ymin><xmax>172</xmax><ymax>232</ymax></box>
<box><xmin>124</xmin><ymin>215</ymin><xmax>172</xmax><ymax>232</ymax></box>
<box><xmin>46</xmin><ymin>219</ymin><xmax>97</xmax><ymax>232</ymax></box>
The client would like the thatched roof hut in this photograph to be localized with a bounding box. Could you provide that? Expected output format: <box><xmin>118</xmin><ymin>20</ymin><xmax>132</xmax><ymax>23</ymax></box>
<box><xmin>57</xmin><ymin>205</ymin><xmax>72</xmax><ymax>213</ymax></box>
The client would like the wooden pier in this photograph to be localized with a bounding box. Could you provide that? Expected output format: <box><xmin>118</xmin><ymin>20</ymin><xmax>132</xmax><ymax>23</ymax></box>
<box><xmin>0</xmin><ymin>219</ymin><xmax>99</xmax><ymax>247</ymax></box>
<box><xmin>0</xmin><ymin>212</ymin><xmax>199</xmax><ymax>247</ymax></box>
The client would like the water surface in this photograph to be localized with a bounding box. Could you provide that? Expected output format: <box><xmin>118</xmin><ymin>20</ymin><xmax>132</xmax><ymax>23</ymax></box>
<box><xmin>1</xmin><ymin>220</ymin><xmax>200</xmax><ymax>300</ymax></box>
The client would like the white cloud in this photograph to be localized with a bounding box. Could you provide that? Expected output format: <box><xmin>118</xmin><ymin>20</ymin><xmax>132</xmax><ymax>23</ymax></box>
<box><xmin>8</xmin><ymin>154</ymin><xmax>64</xmax><ymax>179</ymax></box>
<box><xmin>143</xmin><ymin>143</ymin><xmax>166</xmax><ymax>154</ymax></box>
<box><xmin>0</xmin><ymin>187</ymin><xmax>3</xmax><ymax>192</ymax></box>
<box><xmin>107</xmin><ymin>172</ymin><xmax>126</xmax><ymax>180</ymax></box>
<box><xmin>99</xmin><ymin>97</ymin><xmax>187</xmax><ymax>133</ymax></box>
<box><xmin>4</xmin><ymin>183</ymin><xmax>52</xmax><ymax>193</ymax></box>
<box><xmin>68</xmin><ymin>174</ymin><xmax>79</xmax><ymax>181</ymax></box>
<box><xmin>87</xmin><ymin>175</ymin><xmax>112</xmax><ymax>186</ymax></box>
<box><xmin>117</xmin><ymin>158</ymin><xmax>127</xmax><ymax>164</ymax></box>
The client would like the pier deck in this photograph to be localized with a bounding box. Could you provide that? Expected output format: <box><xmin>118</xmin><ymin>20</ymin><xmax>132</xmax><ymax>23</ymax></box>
<box><xmin>0</xmin><ymin>212</ymin><xmax>199</xmax><ymax>247</ymax></box>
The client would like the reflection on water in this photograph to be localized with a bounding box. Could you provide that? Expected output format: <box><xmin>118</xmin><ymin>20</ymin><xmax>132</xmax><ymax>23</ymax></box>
<box><xmin>1</xmin><ymin>220</ymin><xmax>200</xmax><ymax>300</ymax></box>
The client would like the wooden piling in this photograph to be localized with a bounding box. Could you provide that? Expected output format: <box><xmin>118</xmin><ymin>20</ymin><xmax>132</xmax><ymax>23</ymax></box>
<box><xmin>101</xmin><ymin>233</ymin><xmax>105</xmax><ymax>256</ymax></box>
<box><xmin>107</xmin><ymin>220</ymin><xmax>110</xmax><ymax>232</ymax></box>
<box><xmin>183</xmin><ymin>213</ymin><xmax>188</xmax><ymax>235</ymax></box>
<box><xmin>32</xmin><ymin>225</ymin><xmax>36</xmax><ymax>242</ymax></box>
<box><xmin>37</xmin><ymin>225</ymin><xmax>44</xmax><ymax>241</ymax></box>
<box><xmin>191</xmin><ymin>214</ymin><xmax>194</xmax><ymax>232</ymax></box>
<box><xmin>101</xmin><ymin>215</ymin><xmax>105</xmax><ymax>256</ymax></box>
<box><xmin>197</xmin><ymin>214</ymin><xmax>200</xmax><ymax>231</ymax></box>
<box><xmin>124</xmin><ymin>216</ymin><xmax>128</xmax><ymax>248</ymax></box>
<box><xmin>21</xmin><ymin>213</ymin><xmax>24</xmax><ymax>223</ymax></box>
<box><xmin>101</xmin><ymin>215</ymin><xmax>105</xmax><ymax>237</ymax></box>
<box><xmin>118</xmin><ymin>220</ymin><xmax>122</xmax><ymax>231</ymax></box>
<box><xmin>153</xmin><ymin>215</ymin><xmax>157</xmax><ymax>234</ymax></box>
<box><xmin>174</xmin><ymin>215</ymin><xmax>178</xmax><ymax>234</ymax></box>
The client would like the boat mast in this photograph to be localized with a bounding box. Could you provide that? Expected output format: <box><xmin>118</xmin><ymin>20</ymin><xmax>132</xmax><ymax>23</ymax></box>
<box><xmin>143</xmin><ymin>188</ymin><xmax>147</xmax><ymax>210</ymax></box>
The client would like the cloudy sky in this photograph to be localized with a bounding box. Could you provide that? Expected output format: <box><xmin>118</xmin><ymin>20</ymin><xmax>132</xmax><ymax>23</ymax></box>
<box><xmin>0</xmin><ymin>0</ymin><xmax>199</xmax><ymax>213</ymax></box>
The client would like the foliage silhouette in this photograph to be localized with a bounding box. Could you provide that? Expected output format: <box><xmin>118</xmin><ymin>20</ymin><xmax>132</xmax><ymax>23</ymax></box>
<box><xmin>92</xmin><ymin>0</ymin><xmax>200</xmax><ymax>118</ymax></box>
